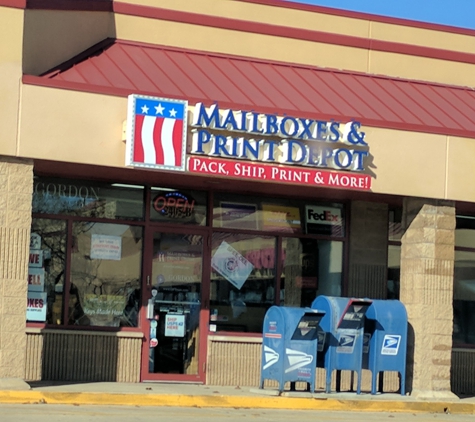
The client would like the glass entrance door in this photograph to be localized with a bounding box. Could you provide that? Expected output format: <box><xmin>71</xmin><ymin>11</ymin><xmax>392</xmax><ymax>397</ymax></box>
<box><xmin>141</xmin><ymin>230</ymin><xmax>206</xmax><ymax>382</ymax></box>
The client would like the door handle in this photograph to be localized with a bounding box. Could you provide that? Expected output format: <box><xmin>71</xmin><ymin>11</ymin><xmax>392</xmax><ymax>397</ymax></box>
<box><xmin>147</xmin><ymin>275</ymin><xmax>150</xmax><ymax>286</ymax></box>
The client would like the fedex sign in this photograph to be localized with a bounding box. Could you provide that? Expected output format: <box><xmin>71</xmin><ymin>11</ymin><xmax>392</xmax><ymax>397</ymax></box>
<box><xmin>305</xmin><ymin>205</ymin><xmax>343</xmax><ymax>236</ymax></box>
<box><xmin>306</xmin><ymin>206</ymin><xmax>341</xmax><ymax>225</ymax></box>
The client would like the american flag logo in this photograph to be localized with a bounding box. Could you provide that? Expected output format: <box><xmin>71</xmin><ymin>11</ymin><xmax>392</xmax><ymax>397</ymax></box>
<box><xmin>126</xmin><ymin>95</ymin><xmax>187</xmax><ymax>171</ymax></box>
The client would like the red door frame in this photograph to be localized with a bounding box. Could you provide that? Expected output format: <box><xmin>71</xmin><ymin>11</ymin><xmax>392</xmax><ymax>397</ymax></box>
<box><xmin>139</xmin><ymin>224</ymin><xmax>211</xmax><ymax>383</ymax></box>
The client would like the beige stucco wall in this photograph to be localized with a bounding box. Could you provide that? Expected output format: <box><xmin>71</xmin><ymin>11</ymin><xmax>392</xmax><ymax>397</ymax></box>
<box><xmin>12</xmin><ymin>1</ymin><xmax>475</xmax><ymax>202</ymax></box>
<box><xmin>369</xmin><ymin>21</ymin><xmax>475</xmax><ymax>54</ymax></box>
<box><xmin>368</xmin><ymin>127</ymin><xmax>448</xmax><ymax>199</ymax></box>
<box><xmin>0</xmin><ymin>6</ymin><xmax>23</xmax><ymax>157</ymax></box>
<box><xmin>22</xmin><ymin>10</ymin><xmax>114</xmax><ymax>76</ymax></box>
<box><xmin>368</xmin><ymin>50</ymin><xmax>475</xmax><ymax>88</ymax></box>
<box><xmin>18</xmin><ymin>86</ymin><xmax>126</xmax><ymax>167</ymax></box>
<box><xmin>17</xmin><ymin>84</ymin><xmax>475</xmax><ymax>203</ymax></box>
<box><xmin>126</xmin><ymin>0</ymin><xmax>475</xmax><ymax>56</ymax></box>
<box><xmin>112</xmin><ymin>1</ymin><xmax>475</xmax><ymax>88</ymax></box>
<box><xmin>447</xmin><ymin>136</ymin><xmax>475</xmax><ymax>201</ymax></box>
<box><xmin>10</xmin><ymin>0</ymin><xmax>475</xmax><ymax>86</ymax></box>
<box><xmin>114</xmin><ymin>15</ymin><xmax>371</xmax><ymax>74</ymax></box>
<box><xmin>123</xmin><ymin>0</ymin><xmax>371</xmax><ymax>38</ymax></box>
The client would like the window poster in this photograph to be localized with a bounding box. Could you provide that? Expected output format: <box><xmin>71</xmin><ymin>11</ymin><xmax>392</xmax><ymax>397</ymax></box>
<box><xmin>153</xmin><ymin>251</ymin><xmax>201</xmax><ymax>286</ymax></box>
<box><xmin>83</xmin><ymin>294</ymin><xmax>126</xmax><ymax>318</ymax></box>
<box><xmin>261</xmin><ymin>204</ymin><xmax>301</xmax><ymax>232</ymax></box>
<box><xmin>165</xmin><ymin>314</ymin><xmax>186</xmax><ymax>337</ymax></box>
<box><xmin>26</xmin><ymin>292</ymin><xmax>47</xmax><ymax>322</ymax></box>
<box><xmin>90</xmin><ymin>234</ymin><xmax>122</xmax><ymax>260</ymax></box>
<box><xmin>219</xmin><ymin>202</ymin><xmax>258</xmax><ymax>230</ymax></box>
<box><xmin>211</xmin><ymin>241</ymin><xmax>254</xmax><ymax>290</ymax></box>
<box><xmin>29</xmin><ymin>249</ymin><xmax>43</xmax><ymax>268</ymax></box>
<box><xmin>27</xmin><ymin>233</ymin><xmax>46</xmax><ymax>321</ymax></box>
<box><xmin>28</xmin><ymin>267</ymin><xmax>45</xmax><ymax>292</ymax></box>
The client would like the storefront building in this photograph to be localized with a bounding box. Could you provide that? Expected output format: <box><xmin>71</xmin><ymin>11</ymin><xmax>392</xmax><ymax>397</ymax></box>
<box><xmin>1</xmin><ymin>0</ymin><xmax>475</xmax><ymax>396</ymax></box>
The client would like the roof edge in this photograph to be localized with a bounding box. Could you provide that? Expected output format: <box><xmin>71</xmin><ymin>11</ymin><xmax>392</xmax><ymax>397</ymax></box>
<box><xmin>43</xmin><ymin>39</ymin><xmax>475</xmax><ymax>93</ymax></box>
<box><xmin>22</xmin><ymin>74</ymin><xmax>475</xmax><ymax>141</ymax></box>
<box><xmin>239</xmin><ymin>0</ymin><xmax>475</xmax><ymax>37</ymax></box>
<box><xmin>0</xmin><ymin>0</ymin><xmax>26</xmax><ymax>8</ymax></box>
<box><xmin>40</xmin><ymin>38</ymin><xmax>115</xmax><ymax>77</ymax></box>
<box><xmin>111</xmin><ymin>2</ymin><xmax>475</xmax><ymax>67</ymax></box>
<box><xmin>3</xmin><ymin>0</ymin><xmax>474</xmax><ymax>36</ymax></box>
<box><xmin>0</xmin><ymin>0</ymin><xmax>112</xmax><ymax>11</ymax></box>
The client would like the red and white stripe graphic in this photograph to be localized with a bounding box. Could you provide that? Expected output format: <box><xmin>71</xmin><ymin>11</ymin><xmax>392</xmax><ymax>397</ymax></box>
<box><xmin>133</xmin><ymin>115</ymin><xmax>184</xmax><ymax>167</ymax></box>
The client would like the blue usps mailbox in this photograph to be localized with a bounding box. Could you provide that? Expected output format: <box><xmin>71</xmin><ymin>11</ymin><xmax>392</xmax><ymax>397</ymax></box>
<box><xmin>363</xmin><ymin>300</ymin><xmax>407</xmax><ymax>395</ymax></box>
<box><xmin>260</xmin><ymin>306</ymin><xmax>325</xmax><ymax>393</ymax></box>
<box><xmin>311</xmin><ymin>296</ymin><xmax>372</xmax><ymax>394</ymax></box>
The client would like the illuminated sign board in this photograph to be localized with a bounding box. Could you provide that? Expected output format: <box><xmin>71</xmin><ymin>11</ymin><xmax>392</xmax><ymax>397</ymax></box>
<box><xmin>152</xmin><ymin>191</ymin><xmax>195</xmax><ymax>220</ymax></box>
<box><xmin>191</xmin><ymin>103</ymin><xmax>369</xmax><ymax>172</ymax></box>
<box><xmin>126</xmin><ymin>96</ymin><xmax>372</xmax><ymax>191</ymax></box>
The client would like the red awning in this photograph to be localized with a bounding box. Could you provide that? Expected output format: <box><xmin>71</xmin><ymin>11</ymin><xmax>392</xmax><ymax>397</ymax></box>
<box><xmin>33</xmin><ymin>39</ymin><xmax>475</xmax><ymax>138</ymax></box>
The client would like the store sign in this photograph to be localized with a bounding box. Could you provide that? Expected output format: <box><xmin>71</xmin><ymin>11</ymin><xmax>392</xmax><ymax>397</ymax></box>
<box><xmin>153</xmin><ymin>191</ymin><xmax>195</xmax><ymax>219</ymax></box>
<box><xmin>188</xmin><ymin>156</ymin><xmax>370</xmax><ymax>191</ymax></box>
<box><xmin>189</xmin><ymin>103</ymin><xmax>371</xmax><ymax>190</ymax></box>
<box><xmin>306</xmin><ymin>205</ymin><xmax>342</xmax><ymax>225</ymax></box>
<box><xmin>125</xmin><ymin>96</ymin><xmax>372</xmax><ymax>190</ymax></box>
<box><xmin>32</xmin><ymin>181</ymin><xmax>104</xmax><ymax>215</ymax></box>
<box><xmin>34</xmin><ymin>182</ymin><xmax>100</xmax><ymax>201</ymax></box>
<box><xmin>305</xmin><ymin>205</ymin><xmax>343</xmax><ymax>235</ymax></box>
<box><xmin>191</xmin><ymin>103</ymin><xmax>369</xmax><ymax>172</ymax></box>
<box><xmin>125</xmin><ymin>95</ymin><xmax>187</xmax><ymax>171</ymax></box>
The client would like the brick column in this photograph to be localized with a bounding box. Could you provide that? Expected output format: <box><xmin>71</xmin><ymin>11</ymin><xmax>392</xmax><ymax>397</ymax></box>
<box><xmin>400</xmin><ymin>201</ymin><xmax>456</xmax><ymax>398</ymax></box>
<box><xmin>0</xmin><ymin>156</ymin><xmax>33</xmax><ymax>379</ymax></box>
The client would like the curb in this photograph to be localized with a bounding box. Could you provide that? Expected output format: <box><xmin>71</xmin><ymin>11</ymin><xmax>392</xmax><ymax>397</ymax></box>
<box><xmin>0</xmin><ymin>391</ymin><xmax>474</xmax><ymax>414</ymax></box>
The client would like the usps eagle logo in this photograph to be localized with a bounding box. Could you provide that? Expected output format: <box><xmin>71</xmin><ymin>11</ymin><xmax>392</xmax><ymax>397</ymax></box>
<box><xmin>126</xmin><ymin>95</ymin><xmax>187</xmax><ymax>171</ymax></box>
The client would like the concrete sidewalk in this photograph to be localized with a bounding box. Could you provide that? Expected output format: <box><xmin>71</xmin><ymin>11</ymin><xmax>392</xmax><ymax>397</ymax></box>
<box><xmin>0</xmin><ymin>381</ymin><xmax>474</xmax><ymax>415</ymax></box>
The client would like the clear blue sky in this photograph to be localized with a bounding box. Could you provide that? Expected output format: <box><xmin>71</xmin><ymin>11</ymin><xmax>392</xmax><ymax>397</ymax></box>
<box><xmin>285</xmin><ymin>0</ymin><xmax>475</xmax><ymax>29</ymax></box>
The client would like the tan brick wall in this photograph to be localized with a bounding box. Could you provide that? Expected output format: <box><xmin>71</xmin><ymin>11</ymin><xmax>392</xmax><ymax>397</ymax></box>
<box><xmin>206</xmin><ymin>336</ymin><xmax>399</xmax><ymax>392</ymax></box>
<box><xmin>24</xmin><ymin>329</ymin><xmax>142</xmax><ymax>382</ymax></box>
<box><xmin>0</xmin><ymin>156</ymin><xmax>33</xmax><ymax>378</ymax></box>
<box><xmin>400</xmin><ymin>202</ymin><xmax>455</xmax><ymax>394</ymax></box>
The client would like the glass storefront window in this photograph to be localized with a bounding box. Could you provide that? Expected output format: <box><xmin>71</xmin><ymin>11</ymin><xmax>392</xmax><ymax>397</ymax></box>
<box><xmin>454</xmin><ymin>250</ymin><xmax>475</xmax><ymax>345</ymax></box>
<box><xmin>387</xmin><ymin>244</ymin><xmax>401</xmax><ymax>299</ymax></box>
<box><xmin>281</xmin><ymin>238</ymin><xmax>343</xmax><ymax>307</ymax></box>
<box><xmin>30</xmin><ymin>176</ymin><xmax>347</xmax><ymax>337</ymax></box>
<box><xmin>28</xmin><ymin>218</ymin><xmax>67</xmax><ymax>324</ymax></box>
<box><xmin>69</xmin><ymin>222</ymin><xmax>143</xmax><ymax>327</ymax></box>
<box><xmin>453</xmin><ymin>216</ymin><xmax>475</xmax><ymax>345</ymax></box>
<box><xmin>210</xmin><ymin>233</ymin><xmax>276</xmax><ymax>333</ymax></box>
<box><xmin>33</xmin><ymin>178</ymin><xmax>145</xmax><ymax>220</ymax></box>
<box><xmin>150</xmin><ymin>188</ymin><xmax>207</xmax><ymax>225</ymax></box>
<box><xmin>213</xmin><ymin>193</ymin><xmax>345</xmax><ymax>237</ymax></box>
<box><xmin>149</xmin><ymin>231</ymin><xmax>203</xmax><ymax>375</ymax></box>
<box><xmin>389</xmin><ymin>209</ymin><xmax>403</xmax><ymax>242</ymax></box>
<box><xmin>455</xmin><ymin>216</ymin><xmax>475</xmax><ymax>248</ymax></box>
